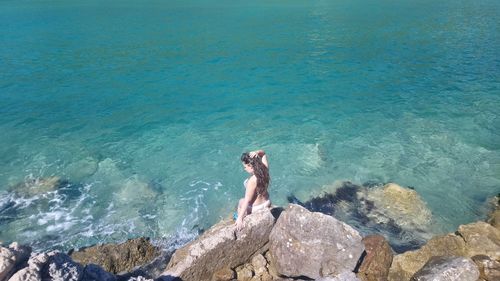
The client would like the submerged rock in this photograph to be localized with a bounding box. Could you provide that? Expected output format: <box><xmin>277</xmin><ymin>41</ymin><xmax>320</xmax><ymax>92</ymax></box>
<box><xmin>361</xmin><ymin>183</ymin><xmax>432</xmax><ymax>229</ymax></box>
<box><xmin>9</xmin><ymin>176</ymin><xmax>68</xmax><ymax>197</ymax></box>
<box><xmin>410</xmin><ymin>256</ymin><xmax>479</xmax><ymax>281</ymax></box>
<box><xmin>269</xmin><ymin>204</ymin><xmax>364</xmax><ymax>279</ymax></box>
<box><xmin>290</xmin><ymin>182</ymin><xmax>433</xmax><ymax>252</ymax></box>
<box><xmin>70</xmin><ymin>237</ymin><xmax>159</xmax><ymax>275</ymax></box>
<box><xmin>160</xmin><ymin>208</ymin><xmax>276</xmax><ymax>281</ymax></box>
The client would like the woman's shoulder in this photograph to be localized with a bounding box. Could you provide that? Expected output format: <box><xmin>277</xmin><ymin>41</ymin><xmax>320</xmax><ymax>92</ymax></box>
<box><xmin>248</xmin><ymin>175</ymin><xmax>257</xmax><ymax>185</ymax></box>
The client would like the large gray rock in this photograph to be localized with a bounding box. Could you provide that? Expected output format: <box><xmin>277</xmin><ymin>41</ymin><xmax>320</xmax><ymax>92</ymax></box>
<box><xmin>0</xmin><ymin>242</ymin><xmax>31</xmax><ymax>281</ymax></box>
<box><xmin>410</xmin><ymin>256</ymin><xmax>479</xmax><ymax>281</ymax></box>
<box><xmin>70</xmin><ymin>237</ymin><xmax>159</xmax><ymax>274</ymax></box>
<box><xmin>160</xmin><ymin>208</ymin><xmax>276</xmax><ymax>281</ymax></box>
<box><xmin>269</xmin><ymin>204</ymin><xmax>364</xmax><ymax>279</ymax></box>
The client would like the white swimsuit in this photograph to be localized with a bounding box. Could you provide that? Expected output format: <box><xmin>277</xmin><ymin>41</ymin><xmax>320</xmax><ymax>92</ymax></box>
<box><xmin>244</xmin><ymin>178</ymin><xmax>271</xmax><ymax>212</ymax></box>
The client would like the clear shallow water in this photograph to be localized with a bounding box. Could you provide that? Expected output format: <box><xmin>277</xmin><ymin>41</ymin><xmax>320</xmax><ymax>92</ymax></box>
<box><xmin>0</xmin><ymin>0</ymin><xmax>499</xmax><ymax>251</ymax></box>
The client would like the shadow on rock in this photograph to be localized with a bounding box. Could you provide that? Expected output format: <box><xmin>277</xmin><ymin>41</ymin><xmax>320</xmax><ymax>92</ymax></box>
<box><xmin>288</xmin><ymin>181</ymin><xmax>434</xmax><ymax>253</ymax></box>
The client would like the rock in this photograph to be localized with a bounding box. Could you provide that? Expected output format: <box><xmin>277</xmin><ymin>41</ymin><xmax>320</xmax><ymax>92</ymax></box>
<box><xmin>488</xmin><ymin>209</ymin><xmax>500</xmax><ymax>230</ymax></box>
<box><xmin>357</xmin><ymin>235</ymin><xmax>393</xmax><ymax>281</ymax></box>
<box><xmin>81</xmin><ymin>264</ymin><xmax>117</xmax><ymax>281</ymax></box>
<box><xmin>10</xmin><ymin>251</ymin><xmax>116</xmax><ymax>281</ymax></box>
<box><xmin>291</xmin><ymin>182</ymin><xmax>433</xmax><ymax>252</ymax></box>
<box><xmin>318</xmin><ymin>272</ymin><xmax>362</xmax><ymax>281</ymax></box>
<box><xmin>44</xmin><ymin>251</ymin><xmax>84</xmax><ymax>281</ymax></box>
<box><xmin>472</xmin><ymin>255</ymin><xmax>500</xmax><ymax>281</ymax></box>
<box><xmin>269</xmin><ymin>204</ymin><xmax>364</xmax><ymax>279</ymax></box>
<box><xmin>457</xmin><ymin>221</ymin><xmax>500</xmax><ymax>260</ymax></box>
<box><xmin>410</xmin><ymin>256</ymin><xmax>479</xmax><ymax>281</ymax></box>
<box><xmin>0</xmin><ymin>247</ymin><xmax>16</xmax><ymax>281</ymax></box>
<box><xmin>251</xmin><ymin>254</ymin><xmax>268</xmax><ymax>277</ymax></box>
<box><xmin>264</xmin><ymin>251</ymin><xmax>279</xmax><ymax>279</ymax></box>
<box><xmin>0</xmin><ymin>242</ymin><xmax>31</xmax><ymax>281</ymax></box>
<box><xmin>126</xmin><ymin>277</ymin><xmax>154</xmax><ymax>281</ymax></box>
<box><xmin>363</xmin><ymin>183</ymin><xmax>432</xmax><ymax>230</ymax></box>
<box><xmin>7</xmin><ymin>267</ymin><xmax>40</xmax><ymax>281</ymax></box>
<box><xmin>10</xmin><ymin>176</ymin><xmax>67</xmax><ymax>196</ymax></box>
<box><xmin>212</xmin><ymin>267</ymin><xmax>235</xmax><ymax>281</ymax></box>
<box><xmin>236</xmin><ymin>265</ymin><xmax>253</xmax><ymax>281</ymax></box>
<box><xmin>7</xmin><ymin>251</ymin><xmax>50</xmax><ymax>281</ymax></box>
<box><xmin>66</xmin><ymin>157</ymin><xmax>99</xmax><ymax>180</ymax></box>
<box><xmin>161</xmin><ymin>208</ymin><xmax>276</xmax><ymax>281</ymax></box>
<box><xmin>486</xmin><ymin>194</ymin><xmax>500</xmax><ymax>230</ymax></box>
<box><xmin>70</xmin><ymin>237</ymin><xmax>159</xmax><ymax>274</ymax></box>
<box><xmin>388</xmin><ymin>234</ymin><xmax>466</xmax><ymax>281</ymax></box>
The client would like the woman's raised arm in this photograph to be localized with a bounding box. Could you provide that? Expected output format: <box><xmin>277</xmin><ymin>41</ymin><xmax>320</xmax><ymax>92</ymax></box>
<box><xmin>249</xmin><ymin>150</ymin><xmax>268</xmax><ymax>168</ymax></box>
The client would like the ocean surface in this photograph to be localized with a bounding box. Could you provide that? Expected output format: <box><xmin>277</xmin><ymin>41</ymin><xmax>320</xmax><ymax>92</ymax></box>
<box><xmin>0</xmin><ymin>0</ymin><xmax>499</xmax><ymax>251</ymax></box>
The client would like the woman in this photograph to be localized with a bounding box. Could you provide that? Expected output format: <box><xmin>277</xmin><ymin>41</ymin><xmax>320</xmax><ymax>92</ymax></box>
<box><xmin>235</xmin><ymin>149</ymin><xmax>271</xmax><ymax>231</ymax></box>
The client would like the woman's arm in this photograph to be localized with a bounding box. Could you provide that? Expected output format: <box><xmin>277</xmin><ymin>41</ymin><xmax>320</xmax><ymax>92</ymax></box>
<box><xmin>250</xmin><ymin>150</ymin><xmax>269</xmax><ymax>168</ymax></box>
<box><xmin>235</xmin><ymin>176</ymin><xmax>257</xmax><ymax>230</ymax></box>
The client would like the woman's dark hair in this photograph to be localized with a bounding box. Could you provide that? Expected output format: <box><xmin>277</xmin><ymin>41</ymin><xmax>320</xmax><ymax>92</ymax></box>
<box><xmin>241</xmin><ymin>152</ymin><xmax>270</xmax><ymax>195</ymax></box>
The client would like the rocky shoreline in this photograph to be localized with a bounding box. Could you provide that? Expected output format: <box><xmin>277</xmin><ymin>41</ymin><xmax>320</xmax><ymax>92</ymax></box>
<box><xmin>1</xmin><ymin>183</ymin><xmax>499</xmax><ymax>281</ymax></box>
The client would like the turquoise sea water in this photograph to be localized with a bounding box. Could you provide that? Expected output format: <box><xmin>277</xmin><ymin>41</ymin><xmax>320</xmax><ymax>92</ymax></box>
<box><xmin>1</xmin><ymin>0</ymin><xmax>499</xmax><ymax>251</ymax></box>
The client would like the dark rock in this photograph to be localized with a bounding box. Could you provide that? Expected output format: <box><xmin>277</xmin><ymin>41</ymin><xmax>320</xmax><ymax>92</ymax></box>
<box><xmin>269</xmin><ymin>204</ymin><xmax>364</xmax><ymax>279</ymax></box>
<box><xmin>410</xmin><ymin>256</ymin><xmax>479</xmax><ymax>281</ymax></box>
<box><xmin>70</xmin><ymin>237</ymin><xmax>160</xmax><ymax>274</ymax></box>
<box><xmin>357</xmin><ymin>235</ymin><xmax>393</xmax><ymax>281</ymax></box>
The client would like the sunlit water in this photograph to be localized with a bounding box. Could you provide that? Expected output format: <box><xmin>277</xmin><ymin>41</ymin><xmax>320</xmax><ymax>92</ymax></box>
<box><xmin>1</xmin><ymin>0</ymin><xmax>499</xmax><ymax>251</ymax></box>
